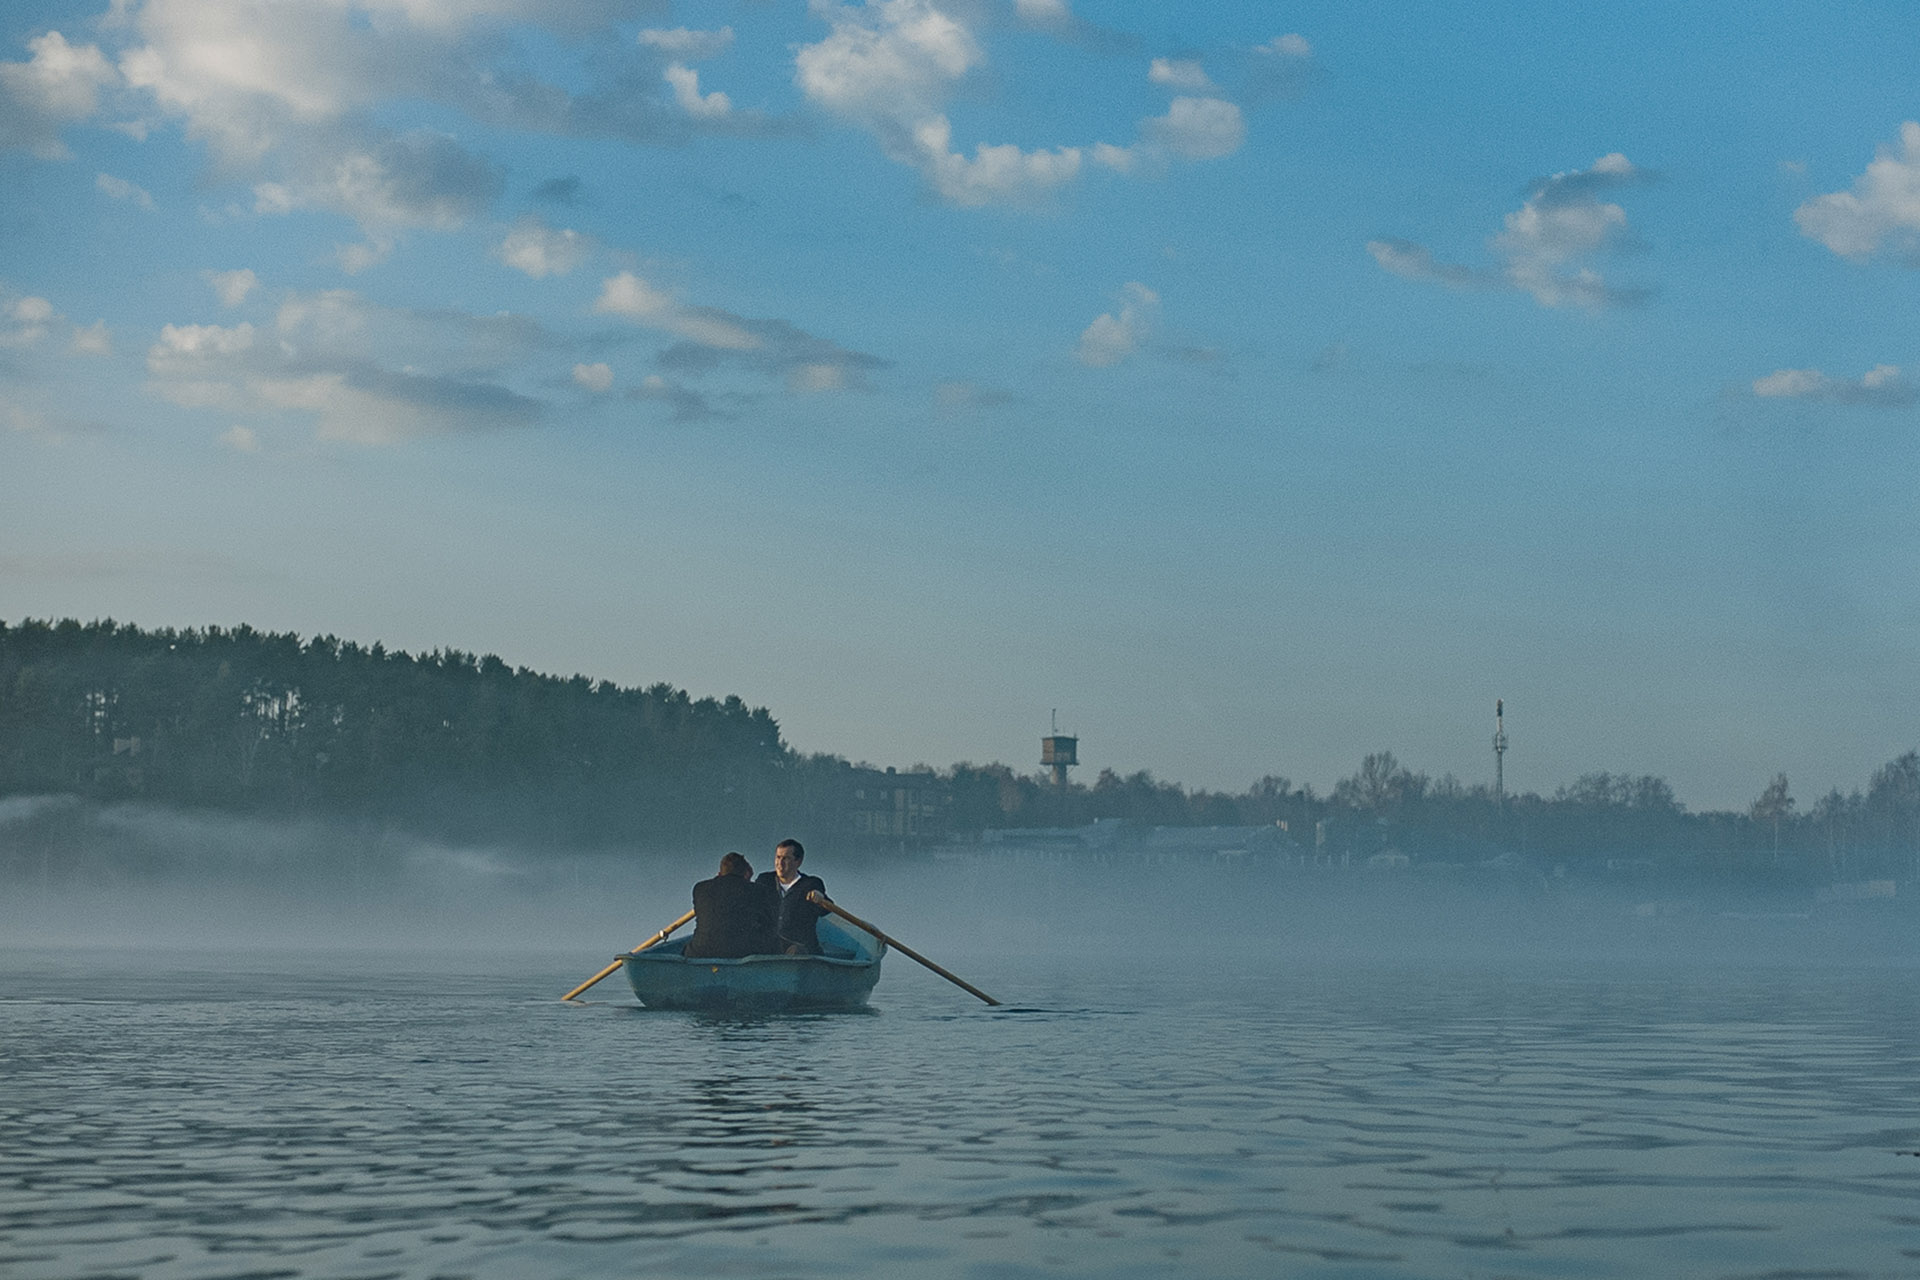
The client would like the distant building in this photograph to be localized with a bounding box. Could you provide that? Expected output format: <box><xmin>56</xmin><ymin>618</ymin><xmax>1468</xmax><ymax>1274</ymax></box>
<box><xmin>843</xmin><ymin>765</ymin><xmax>950</xmax><ymax>846</ymax></box>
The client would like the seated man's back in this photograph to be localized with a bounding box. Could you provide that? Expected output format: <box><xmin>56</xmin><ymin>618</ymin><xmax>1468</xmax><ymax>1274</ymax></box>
<box><xmin>684</xmin><ymin>853</ymin><xmax>780</xmax><ymax>958</ymax></box>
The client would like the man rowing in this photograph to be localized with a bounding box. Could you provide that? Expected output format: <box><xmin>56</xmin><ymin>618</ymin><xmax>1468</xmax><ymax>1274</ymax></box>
<box><xmin>755</xmin><ymin>837</ymin><xmax>828</xmax><ymax>955</ymax></box>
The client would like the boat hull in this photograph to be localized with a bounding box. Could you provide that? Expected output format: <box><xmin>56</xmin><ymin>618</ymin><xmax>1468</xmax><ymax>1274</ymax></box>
<box><xmin>621</xmin><ymin>919</ymin><xmax>885</xmax><ymax>1011</ymax></box>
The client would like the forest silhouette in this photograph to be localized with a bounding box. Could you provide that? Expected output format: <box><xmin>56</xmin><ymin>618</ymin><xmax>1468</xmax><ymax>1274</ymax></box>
<box><xmin>3</xmin><ymin>618</ymin><xmax>1917</xmax><ymax>882</ymax></box>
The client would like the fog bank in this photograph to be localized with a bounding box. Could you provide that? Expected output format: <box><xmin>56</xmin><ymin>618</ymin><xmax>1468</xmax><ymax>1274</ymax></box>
<box><xmin>2</xmin><ymin>798</ymin><xmax>1914</xmax><ymax>971</ymax></box>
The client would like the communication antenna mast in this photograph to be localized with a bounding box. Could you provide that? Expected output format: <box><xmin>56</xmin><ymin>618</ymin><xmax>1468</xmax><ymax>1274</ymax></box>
<box><xmin>1492</xmin><ymin>698</ymin><xmax>1508</xmax><ymax>807</ymax></box>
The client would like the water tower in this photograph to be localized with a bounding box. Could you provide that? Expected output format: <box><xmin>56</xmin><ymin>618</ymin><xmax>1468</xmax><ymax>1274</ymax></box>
<box><xmin>1041</xmin><ymin>709</ymin><xmax>1078</xmax><ymax>788</ymax></box>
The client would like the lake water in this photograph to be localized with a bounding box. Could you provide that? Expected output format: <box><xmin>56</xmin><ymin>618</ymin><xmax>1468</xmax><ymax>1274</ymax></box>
<box><xmin>3</xmin><ymin>944</ymin><xmax>1918</xmax><ymax>1279</ymax></box>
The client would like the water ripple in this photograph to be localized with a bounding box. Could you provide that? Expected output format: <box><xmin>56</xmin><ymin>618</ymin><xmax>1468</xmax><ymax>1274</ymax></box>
<box><xmin>2</xmin><ymin>951</ymin><xmax>1916</xmax><ymax>1278</ymax></box>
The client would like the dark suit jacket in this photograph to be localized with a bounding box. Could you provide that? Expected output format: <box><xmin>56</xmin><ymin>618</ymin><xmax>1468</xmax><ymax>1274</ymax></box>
<box><xmin>754</xmin><ymin>871</ymin><xmax>827</xmax><ymax>954</ymax></box>
<box><xmin>685</xmin><ymin>874</ymin><xmax>780</xmax><ymax>958</ymax></box>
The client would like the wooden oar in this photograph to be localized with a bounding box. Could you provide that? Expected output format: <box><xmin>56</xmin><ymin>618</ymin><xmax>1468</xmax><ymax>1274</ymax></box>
<box><xmin>807</xmin><ymin>891</ymin><xmax>1000</xmax><ymax>1006</ymax></box>
<box><xmin>560</xmin><ymin>908</ymin><xmax>697</xmax><ymax>1002</ymax></box>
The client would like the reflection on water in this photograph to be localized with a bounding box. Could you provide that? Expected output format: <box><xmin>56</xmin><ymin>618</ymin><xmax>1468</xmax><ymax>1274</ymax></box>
<box><xmin>2</xmin><ymin>948</ymin><xmax>1917</xmax><ymax>1279</ymax></box>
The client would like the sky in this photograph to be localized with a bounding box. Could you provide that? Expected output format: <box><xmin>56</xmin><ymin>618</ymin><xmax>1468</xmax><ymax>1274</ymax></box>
<box><xmin>3</xmin><ymin>0</ymin><xmax>1920</xmax><ymax>812</ymax></box>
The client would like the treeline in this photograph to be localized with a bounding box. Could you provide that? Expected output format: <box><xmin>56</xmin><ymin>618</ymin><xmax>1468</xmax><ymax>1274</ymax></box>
<box><xmin>0</xmin><ymin>618</ymin><xmax>793</xmax><ymax>849</ymax></box>
<box><xmin>962</xmin><ymin>749</ymin><xmax>1920</xmax><ymax>882</ymax></box>
<box><xmin>3</xmin><ymin>619</ymin><xmax>1917</xmax><ymax>880</ymax></box>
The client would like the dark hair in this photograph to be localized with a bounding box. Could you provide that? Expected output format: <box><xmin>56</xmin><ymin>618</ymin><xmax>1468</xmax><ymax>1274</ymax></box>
<box><xmin>775</xmin><ymin>838</ymin><xmax>804</xmax><ymax>863</ymax></box>
<box><xmin>718</xmin><ymin>851</ymin><xmax>752</xmax><ymax>878</ymax></box>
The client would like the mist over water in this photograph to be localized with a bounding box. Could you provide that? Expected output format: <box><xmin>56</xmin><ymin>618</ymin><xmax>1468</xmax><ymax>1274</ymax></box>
<box><xmin>3</xmin><ymin>797</ymin><xmax>1915</xmax><ymax>969</ymax></box>
<box><xmin>4</xmin><ymin>799</ymin><xmax>1918</xmax><ymax>1279</ymax></box>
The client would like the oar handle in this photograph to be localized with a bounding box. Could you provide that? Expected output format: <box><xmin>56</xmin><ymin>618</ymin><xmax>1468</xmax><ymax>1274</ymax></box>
<box><xmin>560</xmin><ymin>908</ymin><xmax>698</xmax><ymax>1002</ymax></box>
<box><xmin>808</xmin><ymin>892</ymin><xmax>1001</xmax><ymax>1007</ymax></box>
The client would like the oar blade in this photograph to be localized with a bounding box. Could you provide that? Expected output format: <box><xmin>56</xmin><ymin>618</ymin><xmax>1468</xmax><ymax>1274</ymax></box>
<box><xmin>807</xmin><ymin>892</ymin><xmax>1000</xmax><ymax>1006</ymax></box>
<box><xmin>560</xmin><ymin>907</ymin><xmax>698</xmax><ymax>1002</ymax></box>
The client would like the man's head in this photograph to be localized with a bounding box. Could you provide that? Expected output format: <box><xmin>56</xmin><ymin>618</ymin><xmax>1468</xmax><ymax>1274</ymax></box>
<box><xmin>773</xmin><ymin>838</ymin><xmax>803</xmax><ymax>880</ymax></box>
<box><xmin>718</xmin><ymin>851</ymin><xmax>752</xmax><ymax>879</ymax></box>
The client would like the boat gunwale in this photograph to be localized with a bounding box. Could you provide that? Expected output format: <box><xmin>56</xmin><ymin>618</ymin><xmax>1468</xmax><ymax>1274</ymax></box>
<box><xmin>620</xmin><ymin>949</ymin><xmax>879</xmax><ymax>969</ymax></box>
<box><xmin>621</xmin><ymin>923</ymin><xmax>885</xmax><ymax>970</ymax></box>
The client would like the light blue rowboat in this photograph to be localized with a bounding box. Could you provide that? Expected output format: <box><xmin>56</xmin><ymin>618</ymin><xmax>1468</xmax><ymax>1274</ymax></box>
<box><xmin>621</xmin><ymin>918</ymin><xmax>886</xmax><ymax>1011</ymax></box>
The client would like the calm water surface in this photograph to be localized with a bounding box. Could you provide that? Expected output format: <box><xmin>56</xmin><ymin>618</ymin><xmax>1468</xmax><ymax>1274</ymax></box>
<box><xmin>3</xmin><ymin>946</ymin><xmax>1917</xmax><ymax>1279</ymax></box>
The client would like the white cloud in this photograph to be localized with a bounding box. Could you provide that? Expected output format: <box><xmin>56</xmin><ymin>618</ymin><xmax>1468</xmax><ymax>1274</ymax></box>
<box><xmin>1008</xmin><ymin>0</ymin><xmax>1132</xmax><ymax>51</ymax></box>
<box><xmin>105</xmin><ymin>0</ymin><xmax>628</xmax><ymax>241</ymax></box>
<box><xmin>326</xmin><ymin>132</ymin><xmax>502</xmax><ymax>230</ymax></box>
<box><xmin>1087</xmin><ymin>62</ymin><xmax>1254</xmax><ymax>176</ymax></box>
<box><xmin>252</xmin><ymin>182</ymin><xmax>295</xmax><ymax>215</ymax></box>
<box><xmin>252</xmin><ymin>368</ymin><xmax>536</xmax><ymax>444</ymax></box>
<box><xmin>1752</xmin><ymin>368</ymin><xmax>1823</xmax><ymax>398</ymax></box>
<box><xmin>1148</xmin><ymin>58</ymin><xmax>1215</xmax><ymax>92</ymax></box>
<box><xmin>0</xmin><ymin>31</ymin><xmax>117</xmax><ymax>156</ymax></box>
<box><xmin>70</xmin><ymin>319</ymin><xmax>112</xmax><ymax>355</ymax></box>
<box><xmin>638</xmin><ymin>26</ymin><xmax>735</xmax><ymax>59</ymax></box>
<box><xmin>1366</xmin><ymin>239</ymin><xmax>1486</xmax><ymax>288</ymax></box>
<box><xmin>1143</xmin><ymin>96</ymin><xmax>1244</xmax><ymax>161</ymax></box>
<box><xmin>1076</xmin><ymin>281</ymin><xmax>1158</xmax><ymax>367</ymax></box>
<box><xmin>1751</xmin><ymin>363</ymin><xmax>1914</xmax><ymax>406</ymax></box>
<box><xmin>796</xmin><ymin>0</ymin><xmax>980</xmax><ymax>119</ymax></box>
<box><xmin>236</xmin><ymin>129</ymin><xmax>501</xmax><ymax>239</ymax></box>
<box><xmin>795</xmin><ymin>0</ymin><xmax>1095</xmax><ymax>206</ymax></box>
<box><xmin>797</xmin><ymin>0</ymin><xmax>1246</xmax><ymax>206</ymax></box>
<box><xmin>219</xmin><ymin>423</ymin><xmax>260</xmax><ymax>451</ymax></box>
<box><xmin>628</xmin><ymin>372</ymin><xmax>724</xmax><ymax>422</ymax></box>
<box><xmin>204</xmin><ymin>268</ymin><xmax>259</xmax><ymax>307</ymax></box>
<box><xmin>1088</xmin><ymin>141</ymin><xmax>1136</xmax><ymax>174</ymax></box>
<box><xmin>335</xmin><ymin>237</ymin><xmax>394</xmax><ymax>274</ymax></box>
<box><xmin>1013</xmin><ymin>0</ymin><xmax>1073</xmax><ymax>27</ymax></box>
<box><xmin>2</xmin><ymin>295</ymin><xmax>56</xmax><ymax>347</ymax></box>
<box><xmin>95</xmin><ymin>171</ymin><xmax>154</xmax><ymax>208</ymax></box>
<box><xmin>592</xmin><ymin>271</ymin><xmax>761</xmax><ymax>349</ymax></box>
<box><xmin>1795</xmin><ymin>122</ymin><xmax>1920</xmax><ymax>263</ymax></box>
<box><xmin>1261</xmin><ymin>33</ymin><xmax>1312</xmax><ymax>59</ymax></box>
<box><xmin>664</xmin><ymin>64</ymin><xmax>731</xmax><ymax>120</ymax></box>
<box><xmin>788</xmin><ymin>362</ymin><xmax>846</xmax><ymax>393</ymax></box>
<box><xmin>273</xmin><ymin>288</ymin><xmax>557</xmax><ymax>375</ymax></box>
<box><xmin>118</xmin><ymin>0</ymin><xmax>388</xmax><ymax>152</ymax></box>
<box><xmin>6</xmin><ymin>31</ymin><xmax>115</xmax><ymax>117</ymax></box>
<box><xmin>495</xmin><ymin>218</ymin><xmax>590</xmax><ymax>278</ymax></box>
<box><xmin>57</xmin><ymin>0</ymin><xmax>764</xmax><ymax>254</ymax></box>
<box><xmin>142</xmin><ymin>290</ymin><xmax>552</xmax><ymax>443</ymax></box>
<box><xmin>595</xmin><ymin>271</ymin><xmax>890</xmax><ymax>392</ymax></box>
<box><xmin>572</xmin><ymin>361</ymin><xmax>613</xmax><ymax>392</ymax></box>
<box><xmin>1370</xmin><ymin>153</ymin><xmax>1652</xmax><ymax>309</ymax></box>
<box><xmin>913</xmin><ymin>116</ymin><xmax>1082</xmax><ymax>206</ymax></box>
<box><xmin>1495</xmin><ymin>153</ymin><xmax>1641</xmax><ymax>306</ymax></box>
<box><xmin>147</xmin><ymin>321</ymin><xmax>256</xmax><ymax>370</ymax></box>
<box><xmin>1241</xmin><ymin>31</ymin><xmax>1317</xmax><ymax>103</ymax></box>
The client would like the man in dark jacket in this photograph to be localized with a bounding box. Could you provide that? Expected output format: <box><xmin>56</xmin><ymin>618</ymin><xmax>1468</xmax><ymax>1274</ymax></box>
<box><xmin>684</xmin><ymin>852</ymin><xmax>780</xmax><ymax>958</ymax></box>
<box><xmin>754</xmin><ymin>838</ymin><xmax>828</xmax><ymax>955</ymax></box>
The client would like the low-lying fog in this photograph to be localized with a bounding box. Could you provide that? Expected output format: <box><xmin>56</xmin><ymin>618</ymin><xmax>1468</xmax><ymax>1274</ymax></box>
<box><xmin>2</xmin><ymin>795</ymin><xmax>1914</xmax><ymax>971</ymax></box>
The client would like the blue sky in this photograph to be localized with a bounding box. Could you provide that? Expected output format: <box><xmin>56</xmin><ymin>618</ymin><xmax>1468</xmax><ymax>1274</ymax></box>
<box><xmin>4</xmin><ymin>0</ymin><xmax>1920</xmax><ymax>810</ymax></box>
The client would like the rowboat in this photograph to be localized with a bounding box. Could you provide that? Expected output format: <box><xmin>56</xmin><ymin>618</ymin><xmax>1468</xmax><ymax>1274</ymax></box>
<box><xmin>620</xmin><ymin>917</ymin><xmax>886</xmax><ymax>1011</ymax></box>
